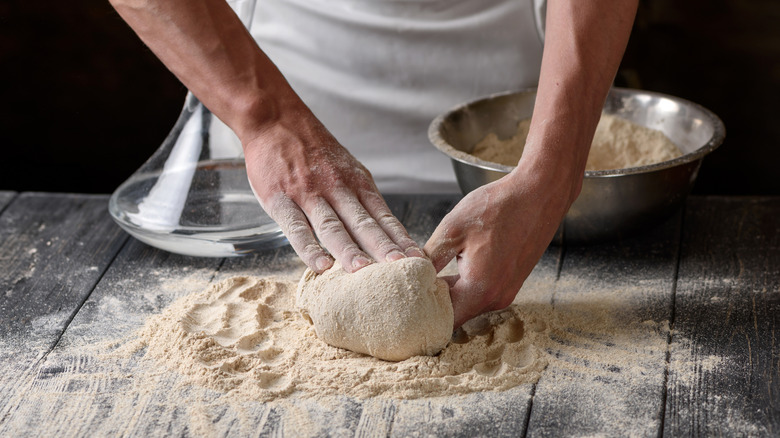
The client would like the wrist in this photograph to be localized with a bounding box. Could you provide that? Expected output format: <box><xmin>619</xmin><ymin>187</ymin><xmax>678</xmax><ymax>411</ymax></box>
<box><xmin>240</xmin><ymin>97</ymin><xmax>340</xmax><ymax>184</ymax></box>
<box><xmin>511</xmin><ymin>158</ymin><xmax>583</xmax><ymax>211</ymax></box>
<box><xmin>230</xmin><ymin>81</ymin><xmax>305</xmax><ymax>144</ymax></box>
<box><xmin>511</xmin><ymin>127</ymin><xmax>588</xmax><ymax>208</ymax></box>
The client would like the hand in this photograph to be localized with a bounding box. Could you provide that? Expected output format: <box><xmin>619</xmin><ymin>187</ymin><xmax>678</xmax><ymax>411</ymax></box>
<box><xmin>423</xmin><ymin>0</ymin><xmax>636</xmax><ymax>330</ymax></box>
<box><xmin>244</xmin><ymin>108</ymin><xmax>423</xmax><ymax>274</ymax></box>
<box><xmin>424</xmin><ymin>163</ymin><xmax>577</xmax><ymax>328</ymax></box>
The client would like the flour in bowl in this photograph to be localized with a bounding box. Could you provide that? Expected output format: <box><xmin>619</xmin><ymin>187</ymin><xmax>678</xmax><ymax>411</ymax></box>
<box><xmin>471</xmin><ymin>114</ymin><xmax>682</xmax><ymax>170</ymax></box>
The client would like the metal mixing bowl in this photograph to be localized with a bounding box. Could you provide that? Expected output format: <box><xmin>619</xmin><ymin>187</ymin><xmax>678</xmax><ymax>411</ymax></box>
<box><xmin>428</xmin><ymin>87</ymin><xmax>726</xmax><ymax>244</ymax></box>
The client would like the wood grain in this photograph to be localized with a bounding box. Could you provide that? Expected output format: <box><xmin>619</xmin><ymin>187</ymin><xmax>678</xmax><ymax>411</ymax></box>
<box><xmin>2</xmin><ymin>194</ymin><xmax>777</xmax><ymax>437</ymax></box>
<box><xmin>0</xmin><ymin>194</ymin><xmax>126</xmax><ymax>337</ymax></box>
<box><xmin>0</xmin><ymin>236</ymin><xmax>226</xmax><ymax>436</ymax></box>
<box><xmin>0</xmin><ymin>191</ymin><xmax>16</xmax><ymax>213</ymax></box>
<box><xmin>0</xmin><ymin>193</ymin><xmax>127</xmax><ymax>427</ymax></box>
<box><xmin>526</xmin><ymin>212</ymin><xmax>682</xmax><ymax>437</ymax></box>
<box><xmin>664</xmin><ymin>197</ymin><xmax>780</xmax><ymax>436</ymax></box>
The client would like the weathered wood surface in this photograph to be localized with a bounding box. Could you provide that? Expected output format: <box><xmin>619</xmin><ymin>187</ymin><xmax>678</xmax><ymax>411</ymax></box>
<box><xmin>0</xmin><ymin>191</ymin><xmax>16</xmax><ymax>213</ymax></box>
<box><xmin>0</xmin><ymin>193</ymin><xmax>127</xmax><ymax>427</ymax></box>
<box><xmin>665</xmin><ymin>197</ymin><xmax>780</xmax><ymax>436</ymax></box>
<box><xmin>0</xmin><ymin>193</ymin><xmax>778</xmax><ymax>437</ymax></box>
<box><xmin>526</xmin><ymin>212</ymin><xmax>681</xmax><ymax>437</ymax></box>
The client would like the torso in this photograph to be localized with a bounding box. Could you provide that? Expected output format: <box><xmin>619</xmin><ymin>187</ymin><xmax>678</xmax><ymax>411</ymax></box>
<box><xmin>251</xmin><ymin>0</ymin><xmax>545</xmax><ymax>193</ymax></box>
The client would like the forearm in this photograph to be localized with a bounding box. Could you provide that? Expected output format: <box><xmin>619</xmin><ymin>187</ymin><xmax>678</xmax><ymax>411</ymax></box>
<box><xmin>109</xmin><ymin>0</ymin><xmax>302</xmax><ymax>142</ymax></box>
<box><xmin>110</xmin><ymin>0</ymin><xmax>423</xmax><ymax>273</ymax></box>
<box><xmin>517</xmin><ymin>0</ymin><xmax>638</xmax><ymax>203</ymax></box>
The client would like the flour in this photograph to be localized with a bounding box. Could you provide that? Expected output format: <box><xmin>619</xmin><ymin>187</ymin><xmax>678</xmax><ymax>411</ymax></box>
<box><xmin>296</xmin><ymin>257</ymin><xmax>452</xmax><ymax>361</ymax></box>
<box><xmin>54</xmin><ymin>270</ymin><xmax>748</xmax><ymax>436</ymax></box>
<box><xmin>471</xmin><ymin>114</ymin><xmax>682</xmax><ymax>170</ymax></box>
<box><xmin>122</xmin><ymin>275</ymin><xmax>548</xmax><ymax>401</ymax></box>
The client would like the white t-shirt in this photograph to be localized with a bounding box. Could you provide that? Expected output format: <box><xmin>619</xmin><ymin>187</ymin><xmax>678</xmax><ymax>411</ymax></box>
<box><xmin>251</xmin><ymin>0</ymin><xmax>546</xmax><ymax>193</ymax></box>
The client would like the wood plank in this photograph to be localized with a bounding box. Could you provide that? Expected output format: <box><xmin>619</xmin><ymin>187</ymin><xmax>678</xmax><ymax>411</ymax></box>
<box><xmin>0</xmin><ymin>191</ymin><xmax>16</xmax><ymax>213</ymax></box>
<box><xmin>0</xmin><ymin>238</ymin><xmax>225</xmax><ymax>436</ymax></box>
<box><xmin>0</xmin><ymin>193</ymin><xmax>127</xmax><ymax>425</ymax></box>
<box><xmin>16</xmin><ymin>194</ymin><xmax>775</xmax><ymax>436</ymax></box>
<box><xmin>664</xmin><ymin>197</ymin><xmax>780</xmax><ymax>436</ymax></box>
<box><xmin>526</xmin><ymin>210</ymin><xmax>682</xmax><ymax>437</ymax></box>
<box><xmin>0</xmin><ymin>193</ymin><xmax>125</xmax><ymax>340</ymax></box>
<box><xmin>388</xmin><ymin>388</ymin><xmax>531</xmax><ymax>437</ymax></box>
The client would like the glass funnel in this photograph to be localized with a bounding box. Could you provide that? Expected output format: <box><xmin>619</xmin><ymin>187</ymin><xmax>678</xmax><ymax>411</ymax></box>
<box><xmin>109</xmin><ymin>0</ymin><xmax>287</xmax><ymax>257</ymax></box>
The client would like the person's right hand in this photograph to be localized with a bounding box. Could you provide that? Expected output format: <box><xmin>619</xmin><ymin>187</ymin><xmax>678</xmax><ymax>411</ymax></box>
<box><xmin>243</xmin><ymin>105</ymin><xmax>424</xmax><ymax>274</ymax></box>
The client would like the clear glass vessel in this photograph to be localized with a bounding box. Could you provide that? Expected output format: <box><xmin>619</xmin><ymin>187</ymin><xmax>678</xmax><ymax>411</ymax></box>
<box><xmin>109</xmin><ymin>0</ymin><xmax>286</xmax><ymax>257</ymax></box>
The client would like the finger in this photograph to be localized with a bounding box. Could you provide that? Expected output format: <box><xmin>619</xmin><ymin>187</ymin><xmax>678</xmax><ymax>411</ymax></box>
<box><xmin>448</xmin><ymin>278</ymin><xmax>488</xmax><ymax>329</ymax></box>
<box><xmin>424</xmin><ymin>220</ymin><xmax>464</xmax><ymax>273</ymax></box>
<box><xmin>266</xmin><ymin>195</ymin><xmax>333</xmax><ymax>273</ymax></box>
<box><xmin>449</xmin><ymin>257</ymin><xmax>519</xmax><ymax>328</ymax></box>
<box><xmin>445</xmin><ymin>250</ymin><xmax>503</xmax><ymax>328</ymax></box>
<box><xmin>440</xmin><ymin>274</ymin><xmax>460</xmax><ymax>289</ymax></box>
<box><xmin>359</xmin><ymin>190</ymin><xmax>424</xmax><ymax>258</ymax></box>
<box><xmin>306</xmin><ymin>197</ymin><xmax>373</xmax><ymax>273</ymax></box>
<box><xmin>329</xmin><ymin>190</ymin><xmax>407</xmax><ymax>263</ymax></box>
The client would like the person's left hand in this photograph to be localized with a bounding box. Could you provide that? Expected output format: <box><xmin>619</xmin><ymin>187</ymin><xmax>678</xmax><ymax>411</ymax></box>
<box><xmin>424</xmin><ymin>163</ymin><xmax>577</xmax><ymax>328</ymax></box>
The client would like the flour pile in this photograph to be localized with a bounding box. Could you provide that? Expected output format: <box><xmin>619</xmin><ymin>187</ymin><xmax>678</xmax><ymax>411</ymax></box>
<box><xmin>129</xmin><ymin>276</ymin><xmax>548</xmax><ymax>401</ymax></box>
<box><xmin>471</xmin><ymin>114</ymin><xmax>683</xmax><ymax>170</ymax></box>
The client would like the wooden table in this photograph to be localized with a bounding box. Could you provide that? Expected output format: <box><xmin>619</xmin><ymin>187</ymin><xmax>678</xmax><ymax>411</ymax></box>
<box><xmin>0</xmin><ymin>192</ymin><xmax>777</xmax><ymax>437</ymax></box>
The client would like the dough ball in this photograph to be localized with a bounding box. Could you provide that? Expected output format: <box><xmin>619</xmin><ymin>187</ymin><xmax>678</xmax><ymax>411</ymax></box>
<box><xmin>296</xmin><ymin>257</ymin><xmax>453</xmax><ymax>361</ymax></box>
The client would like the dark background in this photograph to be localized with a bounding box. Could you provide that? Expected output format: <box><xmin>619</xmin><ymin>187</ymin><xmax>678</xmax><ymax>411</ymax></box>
<box><xmin>1</xmin><ymin>1</ymin><xmax>778</xmax><ymax>195</ymax></box>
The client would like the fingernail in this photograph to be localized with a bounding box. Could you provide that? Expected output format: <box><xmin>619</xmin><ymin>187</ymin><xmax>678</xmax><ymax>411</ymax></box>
<box><xmin>352</xmin><ymin>256</ymin><xmax>372</xmax><ymax>270</ymax></box>
<box><xmin>405</xmin><ymin>247</ymin><xmax>425</xmax><ymax>258</ymax></box>
<box><xmin>315</xmin><ymin>256</ymin><xmax>333</xmax><ymax>272</ymax></box>
<box><xmin>385</xmin><ymin>250</ymin><xmax>405</xmax><ymax>262</ymax></box>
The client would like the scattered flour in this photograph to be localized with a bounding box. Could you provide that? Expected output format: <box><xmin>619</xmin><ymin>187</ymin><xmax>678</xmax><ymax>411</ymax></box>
<box><xmin>119</xmin><ymin>275</ymin><xmax>548</xmax><ymax>401</ymax></box>
<box><xmin>471</xmin><ymin>114</ymin><xmax>683</xmax><ymax>170</ymax></box>
<box><xmin>22</xmin><ymin>270</ymin><xmax>748</xmax><ymax>437</ymax></box>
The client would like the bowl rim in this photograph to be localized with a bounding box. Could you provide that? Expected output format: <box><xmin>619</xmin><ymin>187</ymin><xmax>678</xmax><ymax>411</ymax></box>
<box><xmin>428</xmin><ymin>87</ymin><xmax>726</xmax><ymax>178</ymax></box>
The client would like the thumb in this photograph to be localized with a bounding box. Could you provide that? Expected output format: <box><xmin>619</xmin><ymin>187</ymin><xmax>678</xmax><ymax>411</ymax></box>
<box><xmin>424</xmin><ymin>223</ymin><xmax>463</xmax><ymax>273</ymax></box>
<box><xmin>448</xmin><ymin>276</ymin><xmax>481</xmax><ymax>329</ymax></box>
